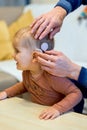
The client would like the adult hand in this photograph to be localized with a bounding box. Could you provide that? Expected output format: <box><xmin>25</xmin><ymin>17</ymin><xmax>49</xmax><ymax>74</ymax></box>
<box><xmin>30</xmin><ymin>6</ymin><xmax>67</xmax><ymax>39</ymax></box>
<box><xmin>37</xmin><ymin>50</ymin><xmax>81</xmax><ymax>80</ymax></box>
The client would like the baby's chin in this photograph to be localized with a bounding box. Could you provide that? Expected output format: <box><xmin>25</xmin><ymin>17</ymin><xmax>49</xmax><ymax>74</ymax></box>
<box><xmin>16</xmin><ymin>65</ymin><xmax>23</xmax><ymax>70</ymax></box>
<box><xmin>17</xmin><ymin>66</ymin><xmax>29</xmax><ymax>71</ymax></box>
<box><xmin>16</xmin><ymin>63</ymin><xmax>30</xmax><ymax>71</ymax></box>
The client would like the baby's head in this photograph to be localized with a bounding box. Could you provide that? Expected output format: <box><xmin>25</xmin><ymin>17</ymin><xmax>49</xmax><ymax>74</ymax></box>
<box><xmin>13</xmin><ymin>27</ymin><xmax>54</xmax><ymax>71</ymax></box>
<box><xmin>13</xmin><ymin>27</ymin><xmax>54</xmax><ymax>54</ymax></box>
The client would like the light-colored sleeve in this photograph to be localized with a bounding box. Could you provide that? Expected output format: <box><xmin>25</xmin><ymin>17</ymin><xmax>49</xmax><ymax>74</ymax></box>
<box><xmin>51</xmin><ymin>76</ymin><xmax>82</xmax><ymax>114</ymax></box>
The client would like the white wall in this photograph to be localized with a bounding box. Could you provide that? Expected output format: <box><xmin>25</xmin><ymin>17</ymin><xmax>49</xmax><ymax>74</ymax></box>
<box><xmin>31</xmin><ymin>0</ymin><xmax>58</xmax><ymax>4</ymax></box>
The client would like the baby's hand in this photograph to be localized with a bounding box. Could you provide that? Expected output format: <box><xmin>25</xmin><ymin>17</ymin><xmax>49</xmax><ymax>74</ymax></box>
<box><xmin>39</xmin><ymin>107</ymin><xmax>60</xmax><ymax>120</ymax></box>
<box><xmin>0</xmin><ymin>91</ymin><xmax>7</xmax><ymax>100</ymax></box>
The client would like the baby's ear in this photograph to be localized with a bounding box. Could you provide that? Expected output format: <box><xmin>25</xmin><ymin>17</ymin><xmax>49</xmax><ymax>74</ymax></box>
<box><xmin>32</xmin><ymin>49</ymin><xmax>42</xmax><ymax>63</ymax></box>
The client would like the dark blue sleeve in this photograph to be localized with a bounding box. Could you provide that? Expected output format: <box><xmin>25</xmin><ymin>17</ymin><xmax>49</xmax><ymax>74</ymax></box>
<box><xmin>78</xmin><ymin>67</ymin><xmax>87</xmax><ymax>88</ymax></box>
<box><xmin>55</xmin><ymin>0</ymin><xmax>82</xmax><ymax>14</ymax></box>
<box><xmin>82</xmin><ymin>0</ymin><xmax>87</xmax><ymax>5</ymax></box>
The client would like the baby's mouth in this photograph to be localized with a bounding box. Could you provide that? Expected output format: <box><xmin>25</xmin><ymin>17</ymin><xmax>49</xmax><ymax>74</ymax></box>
<box><xmin>15</xmin><ymin>61</ymin><xmax>18</xmax><ymax>65</ymax></box>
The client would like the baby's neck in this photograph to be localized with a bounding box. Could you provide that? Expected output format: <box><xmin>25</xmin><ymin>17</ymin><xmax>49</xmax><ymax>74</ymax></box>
<box><xmin>30</xmin><ymin>65</ymin><xmax>43</xmax><ymax>79</ymax></box>
<box><xmin>31</xmin><ymin>69</ymin><xmax>43</xmax><ymax>79</ymax></box>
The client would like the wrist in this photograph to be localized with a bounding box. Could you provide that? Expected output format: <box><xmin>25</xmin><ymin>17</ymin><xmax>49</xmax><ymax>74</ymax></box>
<box><xmin>68</xmin><ymin>62</ymin><xmax>81</xmax><ymax>80</ymax></box>
<box><xmin>55</xmin><ymin>0</ymin><xmax>72</xmax><ymax>14</ymax></box>
<box><xmin>54</xmin><ymin>6</ymin><xmax>67</xmax><ymax>20</ymax></box>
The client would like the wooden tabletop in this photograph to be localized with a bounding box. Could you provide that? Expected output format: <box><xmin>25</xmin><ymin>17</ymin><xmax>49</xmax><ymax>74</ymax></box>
<box><xmin>0</xmin><ymin>97</ymin><xmax>87</xmax><ymax>130</ymax></box>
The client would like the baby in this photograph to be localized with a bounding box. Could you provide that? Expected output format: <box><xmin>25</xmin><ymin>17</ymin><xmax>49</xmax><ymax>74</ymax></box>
<box><xmin>0</xmin><ymin>27</ymin><xmax>82</xmax><ymax>120</ymax></box>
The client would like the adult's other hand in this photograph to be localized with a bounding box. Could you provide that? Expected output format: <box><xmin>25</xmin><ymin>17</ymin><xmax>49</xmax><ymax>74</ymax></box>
<box><xmin>37</xmin><ymin>50</ymin><xmax>81</xmax><ymax>80</ymax></box>
<box><xmin>30</xmin><ymin>6</ymin><xmax>67</xmax><ymax>39</ymax></box>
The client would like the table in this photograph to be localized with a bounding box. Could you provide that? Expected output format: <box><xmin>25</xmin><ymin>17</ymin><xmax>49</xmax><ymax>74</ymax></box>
<box><xmin>0</xmin><ymin>97</ymin><xmax>87</xmax><ymax>130</ymax></box>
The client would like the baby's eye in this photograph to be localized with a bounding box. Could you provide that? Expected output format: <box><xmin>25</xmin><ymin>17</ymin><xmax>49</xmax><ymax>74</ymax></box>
<box><xmin>15</xmin><ymin>49</ymin><xmax>19</xmax><ymax>53</ymax></box>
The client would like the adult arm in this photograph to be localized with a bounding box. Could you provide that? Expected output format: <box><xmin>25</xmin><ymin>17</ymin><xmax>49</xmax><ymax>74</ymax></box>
<box><xmin>78</xmin><ymin>67</ymin><xmax>87</xmax><ymax>88</ymax></box>
<box><xmin>82</xmin><ymin>0</ymin><xmax>87</xmax><ymax>5</ymax></box>
<box><xmin>55</xmin><ymin>0</ymin><xmax>82</xmax><ymax>14</ymax></box>
<box><xmin>30</xmin><ymin>0</ymin><xmax>84</xmax><ymax>39</ymax></box>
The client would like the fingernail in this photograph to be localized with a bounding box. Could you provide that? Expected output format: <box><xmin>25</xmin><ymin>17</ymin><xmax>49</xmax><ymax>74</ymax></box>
<box><xmin>39</xmin><ymin>36</ymin><xmax>42</xmax><ymax>40</ymax></box>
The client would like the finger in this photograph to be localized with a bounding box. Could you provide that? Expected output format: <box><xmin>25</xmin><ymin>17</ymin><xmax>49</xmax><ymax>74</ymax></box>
<box><xmin>30</xmin><ymin>16</ymin><xmax>43</xmax><ymax>28</ymax></box>
<box><xmin>39</xmin><ymin>23</ymin><xmax>54</xmax><ymax>40</ymax></box>
<box><xmin>40</xmin><ymin>113</ymin><xmax>52</xmax><ymax>120</ymax></box>
<box><xmin>50</xmin><ymin>111</ymin><xmax>60</xmax><ymax>120</ymax></box>
<box><xmin>37</xmin><ymin>53</ymin><xmax>56</xmax><ymax>62</ymax></box>
<box><xmin>34</xmin><ymin>20</ymin><xmax>50</xmax><ymax>39</ymax></box>
<box><xmin>50</xmin><ymin>111</ymin><xmax>59</xmax><ymax>120</ymax></box>
<box><xmin>37</xmin><ymin>56</ymin><xmax>55</xmax><ymax>66</ymax></box>
<box><xmin>30</xmin><ymin>20</ymin><xmax>37</xmax><ymax>28</ymax></box>
<box><xmin>39</xmin><ymin>112</ymin><xmax>48</xmax><ymax>119</ymax></box>
<box><xmin>31</xmin><ymin>18</ymin><xmax>45</xmax><ymax>34</ymax></box>
<box><xmin>45</xmin><ymin>50</ymin><xmax>63</xmax><ymax>56</ymax></box>
<box><xmin>45</xmin><ymin>50</ymin><xmax>58</xmax><ymax>55</ymax></box>
<box><xmin>43</xmin><ymin>114</ymin><xmax>52</xmax><ymax>120</ymax></box>
<box><xmin>38</xmin><ymin>53</ymin><xmax>52</xmax><ymax>61</ymax></box>
<box><xmin>50</xmin><ymin>114</ymin><xmax>57</xmax><ymax>120</ymax></box>
<box><xmin>50</xmin><ymin>27</ymin><xmax>60</xmax><ymax>39</ymax></box>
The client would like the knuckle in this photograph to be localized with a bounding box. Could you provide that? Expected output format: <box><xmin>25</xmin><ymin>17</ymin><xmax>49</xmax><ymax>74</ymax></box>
<box><xmin>51</xmin><ymin>19</ymin><xmax>57</xmax><ymax>25</ymax></box>
<box><xmin>40</xmin><ymin>24</ymin><xmax>45</xmax><ymax>29</ymax></box>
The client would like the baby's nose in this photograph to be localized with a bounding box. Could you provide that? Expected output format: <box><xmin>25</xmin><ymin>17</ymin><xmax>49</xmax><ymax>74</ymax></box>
<box><xmin>13</xmin><ymin>53</ymin><xmax>16</xmax><ymax>60</ymax></box>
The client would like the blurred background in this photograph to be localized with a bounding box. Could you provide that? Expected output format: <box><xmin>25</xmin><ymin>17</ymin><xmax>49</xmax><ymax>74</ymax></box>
<box><xmin>0</xmin><ymin>0</ymin><xmax>58</xmax><ymax>6</ymax></box>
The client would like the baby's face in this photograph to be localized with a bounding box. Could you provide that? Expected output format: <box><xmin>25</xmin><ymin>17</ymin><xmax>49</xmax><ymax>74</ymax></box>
<box><xmin>13</xmin><ymin>41</ymin><xmax>34</xmax><ymax>71</ymax></box>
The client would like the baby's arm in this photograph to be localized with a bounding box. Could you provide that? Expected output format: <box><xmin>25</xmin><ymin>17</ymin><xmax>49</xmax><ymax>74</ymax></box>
<box><xmin>51</xmin><ymin>77</ymin><xmax>82</xmax><ymax>115</ymax></box>
<box><xmin>0</xmin><ymin>82</ymin><xmax>27</xmax><ymax>100</ymax></box>
<box><xmin>39</xmin><ymin>77</ymin><xmax>82</xmax><ymax>120</ymax></box>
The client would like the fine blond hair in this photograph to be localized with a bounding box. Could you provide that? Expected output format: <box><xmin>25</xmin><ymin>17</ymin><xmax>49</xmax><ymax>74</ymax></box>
<box><xmin>13</xmin><ymin>27</ymin><xmax>54</xmax><ymax>52</ymax></box>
